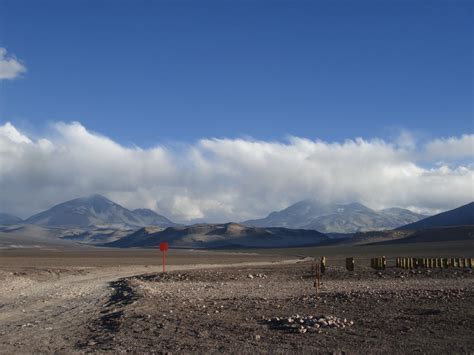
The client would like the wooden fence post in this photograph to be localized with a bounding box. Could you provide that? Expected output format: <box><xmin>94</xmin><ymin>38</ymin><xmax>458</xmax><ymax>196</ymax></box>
<box><xmin>320</xmin><ymin>256</ymin><xmax>326</xmax><ymax>274</ymax></box>
<box><xmin>313</xmin><ymin>262</ymin><xmax>321</xmax><ymax>295</ymax></box>
<box><xmin>346</xmin><ymin>257</ymin><xmax>355</xmax><ymax>271</ymax></box>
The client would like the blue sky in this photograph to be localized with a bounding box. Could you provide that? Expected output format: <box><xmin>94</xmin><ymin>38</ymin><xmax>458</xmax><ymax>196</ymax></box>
<box><xmin>1</xmin><ymin>0</ymin><xmax>472</xmax><ymax>146</ymax></box>
<box><xmin>0</xmin><ymin>0</ymin><xmax>473</xmax><ymax>221</ymax></box>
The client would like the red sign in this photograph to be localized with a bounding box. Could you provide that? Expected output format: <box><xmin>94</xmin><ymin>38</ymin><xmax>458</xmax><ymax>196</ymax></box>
<box><xmin>160</xmin><ymin>242</ymin><xmax>169</xmax><ymax>251</ymax></box>
<box><xmin>159</xmin><ymin>242</ymin><xmax>169</xmax><ymax>273</ymax></box>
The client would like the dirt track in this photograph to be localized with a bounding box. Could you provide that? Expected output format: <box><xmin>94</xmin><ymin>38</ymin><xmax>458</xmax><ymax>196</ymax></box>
<box><xmin>0</xmin><ymin>255</ymin><xmax>473</xmax><ymax>353</ymax></box>
<box><xmin>0</xmin><ymin>259</ymin><xmax>297</xmax><ymax>353</ymax></box>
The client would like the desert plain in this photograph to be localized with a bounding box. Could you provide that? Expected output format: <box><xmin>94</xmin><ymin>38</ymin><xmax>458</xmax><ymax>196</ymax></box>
<box><xmin>0</xmin><ymin>240</ymin><xmax>473</xmax><ymax>353</ymax></box>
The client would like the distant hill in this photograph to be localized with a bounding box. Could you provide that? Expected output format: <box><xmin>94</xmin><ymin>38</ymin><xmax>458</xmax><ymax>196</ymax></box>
<box><xmin>24</xmin><ymin>194</ymin><xmax>176</xmax><ymax>229</ymax></box>
<box><xmin>0</xmin><ymin>225</ymin><xmax>87</xmax><ymax>249</ymax></box>
<box><xmin>369</xmin><ymin>226</ymin><xmax>474</xmax><ymax>245</ymax></box>
<box><xmin>105</xmin><ymin>222</ymin><xmax>329</xmax><ymax>249</ymax></box>
<box><xmin>243</xmin><ymin>200</ymin><xmax>426</xmax><ymax>233</ymax></box>
<box><xmin>398</xmin><ymin>202</ymin><xmax>474</xmax><ymax>230</ymax></box>
<box><xmin>345</xmin><ymin>230</ymin><xmax>413</xmax><ymax>245</ymax></box>
<box><xmin>0</xmin><ymin>213</ymin><xmax>22</xmax><ymax>225</ymax></box>
<box><xmin>59</xmin><ymin>227</ymin><xmax>134</xmax><ymax>244</ymax></box>
<box><xmin>334</xmin><ymin>224</ymin><xmax>474</xmax><ymax>246</ymax></box>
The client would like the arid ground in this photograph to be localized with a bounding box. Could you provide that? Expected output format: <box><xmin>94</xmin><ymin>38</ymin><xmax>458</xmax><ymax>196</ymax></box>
<box><xmin>0</xmin><ymin>242</ymin><xmax>473</xmax><ymax>353</ymax></box>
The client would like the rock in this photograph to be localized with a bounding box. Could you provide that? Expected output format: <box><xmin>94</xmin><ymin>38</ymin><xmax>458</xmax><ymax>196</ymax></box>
<box><xmin>247</xmin><ymin>274</ymin><xmax>254</xmax><ymax>279</ymax></box>
<box><xmin>297</xmin><ymin>326</ymin><xmax>307</xmax><ymax>334</ymax></box>
<box><xmin>254</xmin><ymin>334</ymin><xmax>261</xmax><ymax>341</ymax></box>
<box><xmin>268</xmin><ymin>314</ymin><xmax>353</xmax><ymax>333</ymax></box>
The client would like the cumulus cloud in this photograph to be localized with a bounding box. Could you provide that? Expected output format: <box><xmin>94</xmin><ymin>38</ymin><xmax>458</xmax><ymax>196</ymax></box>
<box><xmin>0</xmin><ymin>48</ymin><xmax>26</xmax><ymax>80</ymax></box>
<box><xmin>0</xmin><ymin>121</ymin><xmax>473</xmax><ymax>222</ymax></box>
<box><xmin>424</xmin><ymin>134</ymin><xmax>474</xmax><ymax>161</ymax></box>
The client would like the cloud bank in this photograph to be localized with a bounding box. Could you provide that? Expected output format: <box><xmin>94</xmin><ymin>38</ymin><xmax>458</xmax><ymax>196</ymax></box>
<box><xmin>0</xmin><ymin>48</ymin><xmax>26</xmax><ymax>80</ymax></box>
<box><xmin>0</xmin><ymin>121</ymin><xmax>472</xmax><ymax>222</ymax></box>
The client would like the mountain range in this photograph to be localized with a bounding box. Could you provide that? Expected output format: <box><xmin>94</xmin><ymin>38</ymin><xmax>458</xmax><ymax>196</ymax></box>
<box><xmin>105</xmin><ymin>222</ymin><xmax>329</xmax><ymax>249</ymax></box>
<box><xmin>1</xmin><ymin>196</ymin><xmax>426</xmax><ymax>233</ymax></box>
<box><xmin>21</xmin><ymin>194</ymin><xmax>175</xmax><ymax>229</ymax></box>
<box><xmin>243</xmin><ymin>200</ymin><xmax>426</xmax><ymax>233</ymax></box>
<box><xmin>0</xmin><ymin>197</ymin><xmax>472</xmax><ymax>249</ymax></box>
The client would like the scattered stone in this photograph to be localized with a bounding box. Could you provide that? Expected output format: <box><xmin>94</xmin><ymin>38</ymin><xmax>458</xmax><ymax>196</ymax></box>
<box><xmin>267</xmin><ymin>315</ymin><xmax>354</xmax><ymax>333</ymax></box>
<box><xmin>247</xmin><ymin>273</ymin><xmax>267</xmax><ymax>279</ymax></box>
<box><xmin>297</xmin><ymin>326</ymin><xmax>307</xmax><ymax>334</ymax></box>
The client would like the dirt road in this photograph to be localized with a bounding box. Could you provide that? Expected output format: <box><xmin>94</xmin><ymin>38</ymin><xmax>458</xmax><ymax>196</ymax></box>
<box><xmin>0</xmin><ymin>260</ymin><xmax>299</xmax><ymax>353</ymax></box>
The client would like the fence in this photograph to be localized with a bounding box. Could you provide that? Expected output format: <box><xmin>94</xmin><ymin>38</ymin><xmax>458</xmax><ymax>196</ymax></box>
<box><xmin>312</xmin><ymin>256</ymin><xmax>474</xmax><ymax>271</ymax></box>
<box><xmin>394</xmin><ymin>257</ymin><xmax>474</xmax><ymax>270</ymax></box>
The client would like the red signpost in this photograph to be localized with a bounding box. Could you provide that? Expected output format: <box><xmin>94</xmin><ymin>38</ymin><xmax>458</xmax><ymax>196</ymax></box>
<box><xmin>159</xmin><ymin>242</ymin><xmax>169</xmax><ymax>273</ymax></box>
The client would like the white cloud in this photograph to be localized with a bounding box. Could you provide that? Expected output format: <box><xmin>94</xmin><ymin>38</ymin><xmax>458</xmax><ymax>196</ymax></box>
<box><xmin>0</xmin><ymin>121</ymin><xmax>473</xmax><ymax>222</ymax></box>
<box><xmin>0</xmin><ymin>122</ymin><xmax>32</xmax><ymax>143</ymax></box>
<box><xmin>424</xmin><ymin>134</ymin><xmax>474</xmax><ymax>161</ymax></box>
<box><xmin>0</xmin><ymin>48</ymin><xmax>26</xmax><ymax>80</ymax></box>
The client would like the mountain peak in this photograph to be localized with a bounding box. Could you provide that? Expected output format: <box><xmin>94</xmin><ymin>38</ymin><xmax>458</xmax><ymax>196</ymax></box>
<box><xmin>88</xmin><ymin>193</ymin><xmax>109</xmax><ymax>200</ymax></box>
<box><xmin>243</xmin><ymin>200</ymin><xmax>426</xmax><ymax>233</ymax></box>
<box><xmin>83</xmin><ymin>193</ymin><xmax>114</xmax><ymax>203</ymax></box>
<box><xmin>25</xmin><ymin>195</ymin><xmax>175</xmax><ymax>228</ymax></box>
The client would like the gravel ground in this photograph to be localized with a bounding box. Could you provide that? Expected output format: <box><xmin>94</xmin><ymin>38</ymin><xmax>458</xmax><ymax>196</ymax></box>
<box><xmin>76</xmin><ymin>263</ymin><xmax>474</xmax><ymax>354</ymax></box>
<box><xmin>0</xmin><ymin>259</ymin><xmax>296</xmax><ymax>354</ymax></box>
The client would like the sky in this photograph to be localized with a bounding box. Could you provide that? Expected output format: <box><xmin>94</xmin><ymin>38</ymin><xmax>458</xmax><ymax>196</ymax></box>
<box><xmin>0</xmin><ymin>0</ymin><xmax>473</xmax><ymax>222</ymax></box>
